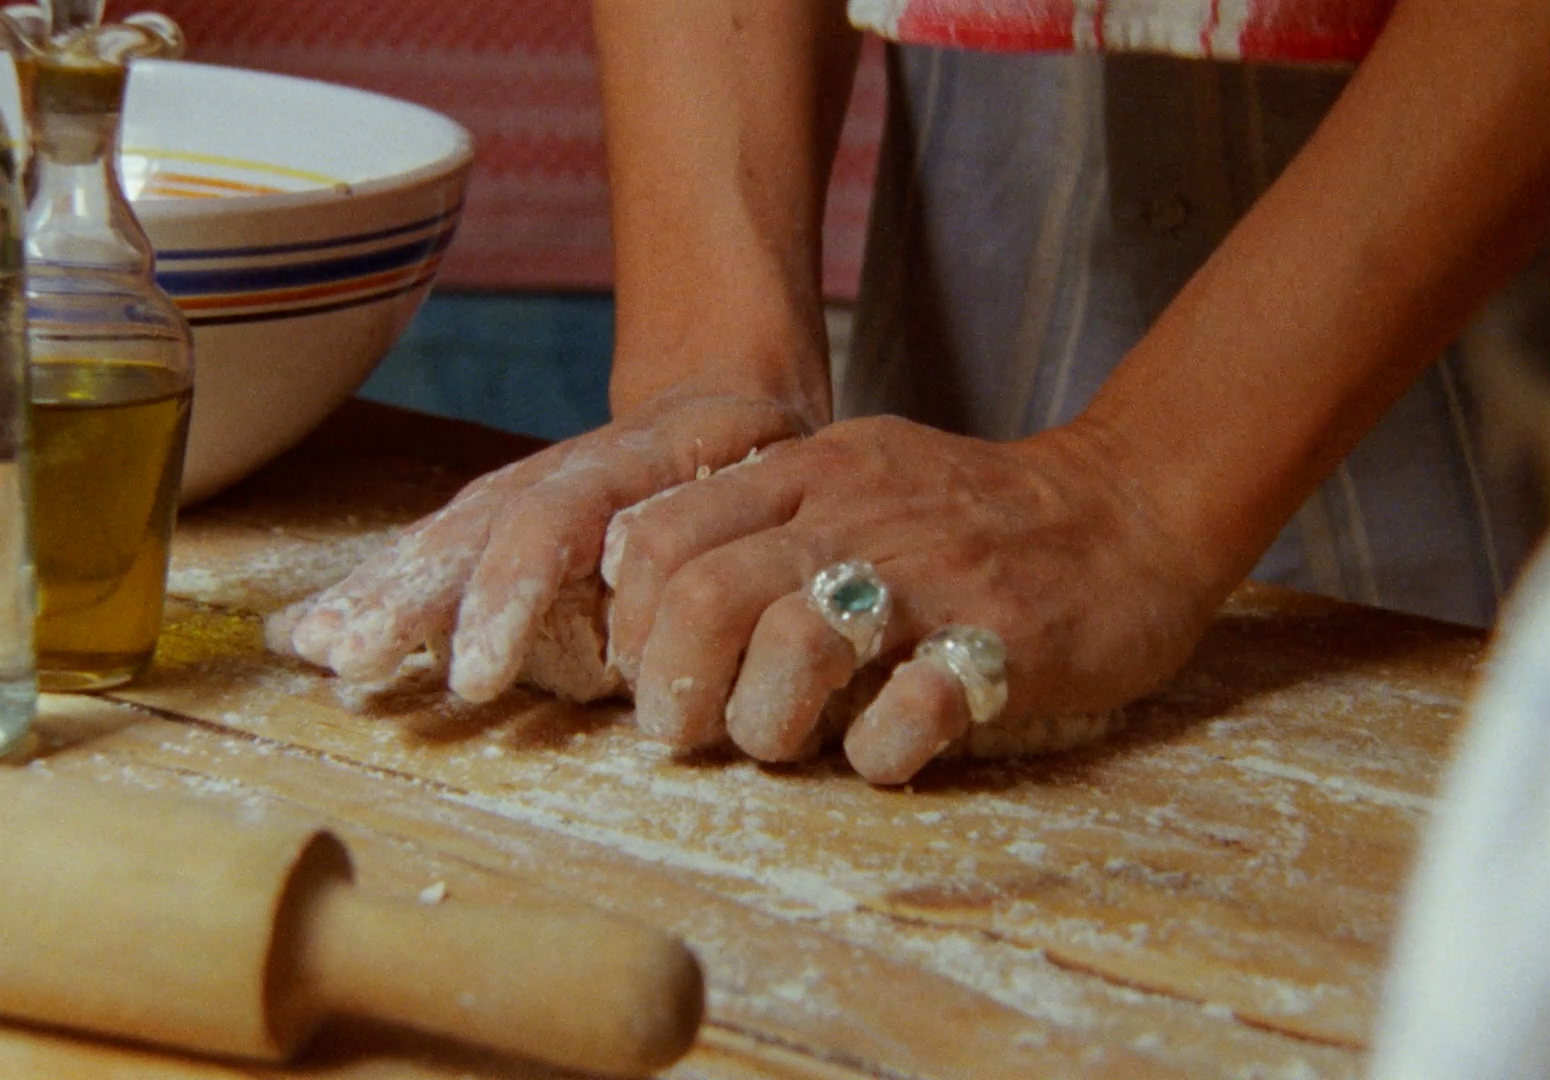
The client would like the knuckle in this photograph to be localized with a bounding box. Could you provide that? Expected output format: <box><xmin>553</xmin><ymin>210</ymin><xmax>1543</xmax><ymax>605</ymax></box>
<box><xmin>760</xmin><ymin>596</ymin><xmax>833</xmax><ymax>653</ymax></box>
<box><xmin>660</xmin><ymin>561</ymin><xmax>737</xmax><ymax>626</ymax></box>
<box><xmin>620</xmin><ymin>514</ymin><xmax>695</xmax><ymax>578</ymax></box>
<box><xmin>521</xmin><ymin>480</ymin><xmax>594</xmax><ymax>526</ymax></box>
<box><xmin>866</xmin><ymin>414</ymin><xmax>913</xmax><ymax>438</ymax></box>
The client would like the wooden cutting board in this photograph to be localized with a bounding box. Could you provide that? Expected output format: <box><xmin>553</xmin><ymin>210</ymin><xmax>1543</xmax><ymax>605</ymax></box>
<box><xmin>1</xmin><ymin>400</ymin><xmax>1486</xmax><ymax>1079</ymax></box>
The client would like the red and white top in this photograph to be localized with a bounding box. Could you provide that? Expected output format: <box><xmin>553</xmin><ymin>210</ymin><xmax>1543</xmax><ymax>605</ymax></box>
<box><xmin>848</xmin><ymin>0</ymin><xmax>1394</xmax><ymax>61</ymax></box>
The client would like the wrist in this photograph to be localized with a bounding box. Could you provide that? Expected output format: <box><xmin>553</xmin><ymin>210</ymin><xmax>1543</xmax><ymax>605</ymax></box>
<box><xmin>608</xmin><ymin>285</ymin><xmax>833</xmax><ymax>429</ymax></box>
<box><xmin>1041</xmin><ymin>406</ymin><xmax>1262</xmax><ymax>612</ymax></box>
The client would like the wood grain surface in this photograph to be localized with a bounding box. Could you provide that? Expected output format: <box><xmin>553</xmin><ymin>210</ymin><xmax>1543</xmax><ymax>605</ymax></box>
<box><xmin>0</xmin><ymin>401</ymin><xmax>1488</xmax><ymax>1079</ymax></box>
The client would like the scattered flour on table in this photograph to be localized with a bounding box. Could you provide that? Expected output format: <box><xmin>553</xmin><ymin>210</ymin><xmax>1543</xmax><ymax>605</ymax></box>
<box><xmin>1230</xmin><ymin>755</ymin><xmax>1433</xmax><ymax>814</ymax></box>
<box><xmin>169</xmin><ymin>530</ymin><xmax>398</xmax><ymax>608</ymax></box>
<box><xmin>449</xmin><ymin>787</ymin><xmax>863</xmax><ymax>917</ymax></box>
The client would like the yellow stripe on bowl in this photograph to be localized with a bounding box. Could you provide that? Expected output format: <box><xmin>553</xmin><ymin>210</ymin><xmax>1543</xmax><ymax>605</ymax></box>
<box><xmin>122</xmin><ymin>146</ymin><xmax>343</xmax><ymax>196</ymax></box>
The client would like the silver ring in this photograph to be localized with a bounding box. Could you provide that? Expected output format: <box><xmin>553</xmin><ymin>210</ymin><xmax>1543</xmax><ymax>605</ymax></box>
<box><xmin>806</xmin><ymin>560</ymin><xmax>891</xmax><ymax>665</ymax></box>
<box><xmin>914</xmin><ymin>625</ymin><xmax>1008</xmax><ymax>725</ymax></box>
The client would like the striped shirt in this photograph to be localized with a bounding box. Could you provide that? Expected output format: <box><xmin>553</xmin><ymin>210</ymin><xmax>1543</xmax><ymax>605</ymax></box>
<box><xmin>839</xmin><ymin>47</ymin><xmax>1547</xmax><ymax>627</ymax></box>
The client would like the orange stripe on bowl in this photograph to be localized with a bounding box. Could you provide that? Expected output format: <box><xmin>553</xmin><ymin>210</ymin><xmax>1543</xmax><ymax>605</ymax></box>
<box><xmin>149</xmin><ymin>171</ymin><xmax>287</xmax><ymax>196</ymax></box>
<box><xmin>174</xmin><ymin>258</ymin><xmax>442</xmax><ymax>311</ymax></box>
<box><xmin>141</xmin><ymin>184</ymin><xmax>230</xmax><ymax>199</ymax></box>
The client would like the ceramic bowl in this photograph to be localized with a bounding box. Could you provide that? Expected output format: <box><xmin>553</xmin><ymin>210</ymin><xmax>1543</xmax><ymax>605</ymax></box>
<box><xmin>6</xmin><ymin>58</ymin><xmax>474</xmax><ymax>503</ymax></box>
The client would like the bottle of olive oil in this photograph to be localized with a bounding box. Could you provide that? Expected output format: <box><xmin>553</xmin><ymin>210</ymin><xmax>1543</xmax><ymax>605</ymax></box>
<box><xmin>8</xmin><ymin>1</ymin><xmax>189</xmax><ymax>691</ymax></box>
<box><xmin>29</xmin><ymin>360</ymin><xmax>189</xmax><ymax>688</ymax></box>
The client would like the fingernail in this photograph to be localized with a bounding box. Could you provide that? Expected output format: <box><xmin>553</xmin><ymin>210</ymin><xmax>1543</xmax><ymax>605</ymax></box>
<box><xmin>262</xmin><ymin>601</ymin><xmax>310</xmax><ymax>657</ymax></box>
<box><xmin>291</xmin><ymin>600</ymin><xmax>349</xmax><ymax>665</ymax></box>
<box><xmin>449</xmin><ymin>627</ymin><xmax>521</xmax><ymax>703</ymax></box>
<box><xmin>604</xmin><ymin>633</ymin><xmax>641</xmax><ymax>685</ymax></box>
<box><xmin>845</xmin><ymin>701</ymin><xmax>921</xmax><ymax>786</ymax></box>
<box><xmin>635</xmin><ymin>677</ymin><xmax>705</xmax><ymax>747</ymax></box>
<box><xmin>633</xmin><ymin>682</ymin><xmax>678</xmax><ymax>742</ymax></box>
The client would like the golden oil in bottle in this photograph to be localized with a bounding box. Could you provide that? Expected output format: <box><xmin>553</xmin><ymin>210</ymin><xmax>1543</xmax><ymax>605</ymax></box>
<box><xmin>30</xmin><ymin>360</ymin><xmax>191</xmax><ymax>691</ymax></box>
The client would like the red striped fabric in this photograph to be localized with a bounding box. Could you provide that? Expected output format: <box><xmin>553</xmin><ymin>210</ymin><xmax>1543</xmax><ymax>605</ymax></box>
<box><xmin>853</xmin><ymin>0</ymin><xmax>1392</xmax><ymax>60</ymax></box>
<box><xmin>894</xmin><ymin>0</ymin><xmax>1078</xmax><ymax>51</ymax></box>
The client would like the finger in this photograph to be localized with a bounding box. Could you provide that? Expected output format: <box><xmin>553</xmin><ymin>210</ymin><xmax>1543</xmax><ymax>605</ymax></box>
<box><xmin>290</xmin><ymin>507</ymin><xmax>488</xmax><ymax>681</ymax></box>
<box><xmin>603</xmin><ymin>458</ymin><xmax>802</xmax><ymax>684</ymax></box>
<box><xmin>447</xmin><ymin>478</ymin><xmax>614</xmax><ymax>702</ymax></box>
<box><xmin>723</xmin><ymin>591</ymin><xmax>857</xmax><ymax>762</ymax></box>
<box><xmin>447</xmin><ymin>560</ymin><xmax>562</xmax><ymax>704</ymax></box>
<box><xmin>634</xmin><ymin>528</ymin><xmax>815</xmax><ymax>751</ymax></box>
<box><xmin>843</xmin><ymin>657</ymin><xmax>972</xmax><ymax>785</ymax></box>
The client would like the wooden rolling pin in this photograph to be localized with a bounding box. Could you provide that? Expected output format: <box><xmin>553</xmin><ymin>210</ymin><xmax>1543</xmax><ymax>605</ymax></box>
<box><xmin>0</xmin><ymin>768</ymin><xmax>703</xmax><ymax>1076</ymax></box>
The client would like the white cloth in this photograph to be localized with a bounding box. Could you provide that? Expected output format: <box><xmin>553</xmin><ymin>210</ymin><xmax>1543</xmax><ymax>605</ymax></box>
<box><xmin>1369</xmin><ymin>539</ymin><xmax>1550</xmax><ymax>1078</ymax></box>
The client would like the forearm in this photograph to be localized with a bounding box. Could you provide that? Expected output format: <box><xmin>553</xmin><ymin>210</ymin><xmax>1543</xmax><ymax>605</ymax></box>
<box><xmin>1081</xmin><ymin>0</ymin><xmax>1550</xmax><ymax>595</ymax></box>
<box><xmin>592</xmin><ymin>0</ymin><xmax>860</xmax><ymax>423</ymax></box>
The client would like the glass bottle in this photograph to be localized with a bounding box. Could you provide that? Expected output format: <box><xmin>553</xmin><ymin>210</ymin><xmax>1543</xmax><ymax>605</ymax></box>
<box><xmin>3</xmin><ymin>1</ymin><xmax>190</xmax><ymax>692</ymax></box>
<box><xmin>0</xmin><ymin>98</ymin><xmax>29</xmax><ymax>753</ymax></box>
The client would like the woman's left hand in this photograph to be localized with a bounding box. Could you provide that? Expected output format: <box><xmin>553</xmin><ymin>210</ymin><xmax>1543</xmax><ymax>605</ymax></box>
<box><xmin>605</xmin><ymin>413</ymin><xmax>1224</xmax><ymax>784</ymax></box>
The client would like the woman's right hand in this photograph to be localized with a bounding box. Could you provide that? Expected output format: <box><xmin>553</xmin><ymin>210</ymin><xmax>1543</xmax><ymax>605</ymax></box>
<box><xmin>264</xmin><ymin>392</ymin><xmax>812</xmax><ymax>703</ymax></box>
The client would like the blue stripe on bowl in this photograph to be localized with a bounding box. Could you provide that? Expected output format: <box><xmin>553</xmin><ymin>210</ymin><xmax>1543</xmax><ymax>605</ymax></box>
<box><xmin>152</xmin><ymin>205</ymin><xmax>464</xmax><ymax>263</ymax></box>
<box><xmin>154</xmin><ymin>226</ymin><xmax>458</xmax><ymax>297</ymax></box>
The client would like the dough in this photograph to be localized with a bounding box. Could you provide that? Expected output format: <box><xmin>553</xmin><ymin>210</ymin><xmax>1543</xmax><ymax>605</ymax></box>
<box><xmin>509</xmin><ymin>475</ymin><xmax>689</xmax><ymax>703</ymax></box>
<box><xmin>515</xmin><ymin>574</ymin><xmax>623</xmax><ymax>703</ymax></box>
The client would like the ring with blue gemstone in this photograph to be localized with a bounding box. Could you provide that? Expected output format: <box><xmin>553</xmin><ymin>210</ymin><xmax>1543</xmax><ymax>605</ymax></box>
<box><xmin>806</xmin><ymin>559</ymin><xmax>892</xmax><ymax>665</ymax></box>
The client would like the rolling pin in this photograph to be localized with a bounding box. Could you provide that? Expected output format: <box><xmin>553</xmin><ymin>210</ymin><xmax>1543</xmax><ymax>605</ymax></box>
<box><xmin>0</xmin><ymin>767</ymin><xmax>703</xmax><ymax>1076</ymax></box>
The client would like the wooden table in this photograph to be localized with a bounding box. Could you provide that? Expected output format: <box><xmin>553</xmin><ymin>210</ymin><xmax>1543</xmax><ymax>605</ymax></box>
<box><xmin>0</xmin><ymin>401</ymin><xmax>1486</xmax><ymax>1079</ymax></box>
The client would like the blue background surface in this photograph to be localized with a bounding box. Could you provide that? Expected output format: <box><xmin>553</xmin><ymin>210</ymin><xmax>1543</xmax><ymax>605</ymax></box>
<box><xmin>358</xmin><ymin>291</ymin><xmax>614</xmax><ymax>442</ymax></box>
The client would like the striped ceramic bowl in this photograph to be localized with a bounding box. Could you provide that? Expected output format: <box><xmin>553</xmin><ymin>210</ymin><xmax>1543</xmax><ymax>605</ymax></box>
<box><xmin>9</xmin><ymin>58</ymin><xmax>473</xmax><ymax>502</ymax></box>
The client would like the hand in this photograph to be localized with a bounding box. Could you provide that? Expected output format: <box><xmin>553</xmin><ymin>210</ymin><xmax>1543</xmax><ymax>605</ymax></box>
<box><xmin>265</xmin><ymin>393</ymin><xmax>811</xmax><ymax>702</ymax></box>
<box><xmin>603</xmin><ymin>414</ymin><xmax>1224</xmax><ymax>783</ymax></box>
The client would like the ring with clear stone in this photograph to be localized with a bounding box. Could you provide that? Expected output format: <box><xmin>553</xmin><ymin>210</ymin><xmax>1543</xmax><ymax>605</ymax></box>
<box><xmin>805</xmin><ymin>559</ymin><xmax>892</xmax><ymax>665</ymax></box>
<box><xmin>913</xmin><ymin>625</ymin><xmax>1009</xmax><ymax>725</ymax></box>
